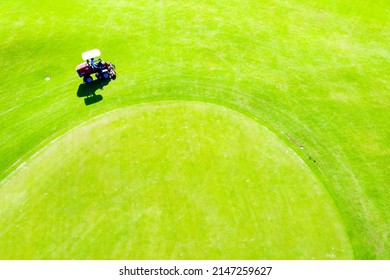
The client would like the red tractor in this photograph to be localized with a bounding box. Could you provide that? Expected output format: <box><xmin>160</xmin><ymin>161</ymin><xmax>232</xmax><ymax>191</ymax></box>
<box><xmin>76</xmin><ymin>49</ymin><xmax>116</xmax><ymax>83</ymax></box>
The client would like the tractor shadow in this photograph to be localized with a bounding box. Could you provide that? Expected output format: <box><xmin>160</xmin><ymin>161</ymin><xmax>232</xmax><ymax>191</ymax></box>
<box><xmin>76</xmin><ymin>79</ymin><xmax>111</xmax><ymax>106</ymax></box>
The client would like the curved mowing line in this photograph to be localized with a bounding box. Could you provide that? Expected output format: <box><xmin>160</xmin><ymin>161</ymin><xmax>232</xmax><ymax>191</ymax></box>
<box><xmin>4</xmin><ymin>96</ymin><xmax>352</xmax><ymax>229</ymax></box>
<box><xmin>1</xmin><ymin>90</ymin><xmax>354</xmax><ymax>257</ymax></box>
<box><xmin>4</xmin><ymin>98</ymin><xmax>348</xmax><ymax>225</ymax></box>
<box><xmin>112</xmin><ymin>75</ymin><xmax>358</xmax><ymax>257</ymax></box>
<box><xmin>115</xmin><ymin>79</ymin><xmax>356</xmax><ymax>255</ymax></box>
<box><xmin>0</xmin><ymin>101</ymin><xmax>352</xmax><ymax>258</ymax></box>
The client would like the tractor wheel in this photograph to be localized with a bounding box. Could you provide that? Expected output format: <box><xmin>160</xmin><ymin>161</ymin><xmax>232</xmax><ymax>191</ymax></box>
<box><xmin>84</xmin><ymin>76</ymin><xmax>93</xmax><ymax>83</ymax></box>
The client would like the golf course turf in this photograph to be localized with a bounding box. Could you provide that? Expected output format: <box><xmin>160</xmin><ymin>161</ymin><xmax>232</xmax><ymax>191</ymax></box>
<box><xmin>0</xmin><ymin>0</ymin><xmax>389</xmax><ymax>259</ymax></box>
<box><xmin>0</xmin><ymin>102</ymin><xmax>353</xmax><ymax>259</ymax></box>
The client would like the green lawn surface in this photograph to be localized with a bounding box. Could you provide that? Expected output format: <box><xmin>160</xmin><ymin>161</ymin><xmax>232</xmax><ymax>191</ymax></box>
<box><xmin>0</xmin><ymin>0</ymin><xmax>389</xmax><ymax>259</ymax></box>
<box><xmin>0</xmin><ymin>102</ymin><xmax>353</xmax><ymax>259</ymax></box>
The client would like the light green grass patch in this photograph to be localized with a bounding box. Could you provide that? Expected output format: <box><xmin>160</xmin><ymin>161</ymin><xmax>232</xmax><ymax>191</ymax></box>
<box><xmin>0</xmin><ymin>101</ymin><xmax>353</xmax><ymax>259</ymax></box>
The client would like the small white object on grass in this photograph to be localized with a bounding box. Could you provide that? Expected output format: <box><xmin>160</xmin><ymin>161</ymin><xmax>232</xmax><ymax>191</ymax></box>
<box><xmin>45</xmin><ymin>77</ymin><xmax>50</xmax><ymax>81</ymax></box>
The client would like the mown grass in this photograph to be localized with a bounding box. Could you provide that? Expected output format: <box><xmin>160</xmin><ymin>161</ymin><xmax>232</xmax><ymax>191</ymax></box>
<box><xmin>0</xmin><ymin>0</ymin><xmax>389</xmax><ymax>259</ymax></box>
<box><xmin>0</xmin><ymin>102</ymin><xmax>353</xmax><ymax>259</ymax></box>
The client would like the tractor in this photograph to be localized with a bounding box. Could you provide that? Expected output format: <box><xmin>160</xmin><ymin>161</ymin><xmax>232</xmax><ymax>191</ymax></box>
<box><xmin>76</xmin><ymin>49</ymin><xmax>116</xmax><ymax>83</ymax></box>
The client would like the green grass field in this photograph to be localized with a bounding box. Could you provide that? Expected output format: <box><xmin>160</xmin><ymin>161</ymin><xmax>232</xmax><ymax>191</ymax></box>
<box><xmin>0</xmin><ymin>0</ymin><xmax>389</xmax><ymax>259</ymax></box>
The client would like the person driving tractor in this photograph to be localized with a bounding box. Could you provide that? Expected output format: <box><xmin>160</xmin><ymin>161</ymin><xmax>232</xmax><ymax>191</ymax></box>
<box><xmin>89</xmin><ymin>58</ymin><xmax>104</xmax><ymax>70</ymax></box>
<box><xmin>76</xmin><ymin>49</ymin><xmax>116</xmax><ymax>83</ymax></box>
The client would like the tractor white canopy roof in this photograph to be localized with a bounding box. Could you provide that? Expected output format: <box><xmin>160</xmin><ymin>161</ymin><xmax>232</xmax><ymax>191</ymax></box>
<box><xmin>82</xmin><ymin>49</ymin><xmax>101</xmax><ymax>60</ymax></box>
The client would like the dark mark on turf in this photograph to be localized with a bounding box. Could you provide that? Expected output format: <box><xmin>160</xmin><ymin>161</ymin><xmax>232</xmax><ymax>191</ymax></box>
<box><xmin>76</xmin><ymin>79</ymin><xmax>111</xmax><ymax>106</ymax></box>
